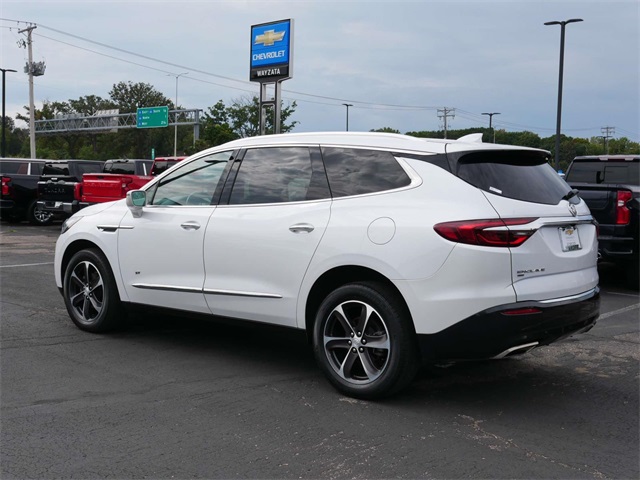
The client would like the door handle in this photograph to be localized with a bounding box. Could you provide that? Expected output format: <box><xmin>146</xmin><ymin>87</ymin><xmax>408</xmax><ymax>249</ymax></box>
<box><xmin>289</xmin><ymin>223</ymin><xmax>314</xmax><ymax>234</ymax></box>
<box><xmin>180</xmin><ymin>222</ymin><xmax>201</xmax><ymax>231</ymax></box>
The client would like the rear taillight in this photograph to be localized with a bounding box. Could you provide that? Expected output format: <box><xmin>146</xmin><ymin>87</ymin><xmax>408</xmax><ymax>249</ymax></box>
<box><xmin>616</xmin><ymin>190</ymin><xmax>632</xmax><ymax>225</ymax></box>
<box><xmin>434</xmin><ymin>218</ymin><xmax>539</xmax><ymax>247</ymax></box>
<box><xmin>74</xmin><ymin>182</ymin><xmax>82</xmax><ymax>201</ymax></box>
<box><xmin>122</xmin><ymin>177</ymin><xmax>133</xmax><ymax>190</ymax></box>
<box><xmin>1</xmin><ymin>176</ymin><xmax>11</xmax><ymax>196</ymax></box>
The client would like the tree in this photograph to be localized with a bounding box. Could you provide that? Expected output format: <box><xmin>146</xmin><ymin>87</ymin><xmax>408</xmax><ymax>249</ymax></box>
<box><xmin>108</xmin><ymin>82</ymin><xmax>174</xmax><ymax>158</ymax></box>
<box><xmin>370</xmin><ymin>127</ymin><xmax>401</xmax><ymax>134</ymax></box>
<box><xmin>196</xmin><ymin>96</ymin><xmax>298</xmax><ymax>150</ymax></box>
<box><xmin>226</xmin><ymin>95</ymin><xmax>298</xmax><ymax>138</ymax></box>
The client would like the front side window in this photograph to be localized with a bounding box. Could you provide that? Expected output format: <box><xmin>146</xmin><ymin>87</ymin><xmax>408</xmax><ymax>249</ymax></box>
<box><xmin>228</xmin><ymin>147</ymin><xmax>330</xmax><ymax>205</ymax></box>
<box><xmin>149</xmin><ymin>151</ymin><xmax>232</xmax><ymax>206</ymax></box>
<box><xmin>321</xmin><ymin>147</ymin><xmax>411</xmax><ymax>198</ymax></box>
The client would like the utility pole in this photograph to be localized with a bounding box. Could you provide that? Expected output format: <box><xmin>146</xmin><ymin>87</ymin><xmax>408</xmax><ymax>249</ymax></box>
<box><xmin>342</xmin><ymin>103</ymin><xmax>353</xmax><ymax>131</ymax></box>
<box><xmin>1</xmin><ymin>68</ymin><xmax>17</xmax><ymax>158</ymax></box>
<box><xmin>18</xmin><ymin>25</ymin><xmax>37</xmax><ymax>159</ymax></box>
<box><xmin>601</xmin><ymin>126</ymin><xmax>615</xmax><ymax>154</ymax></box>
<box><xmin>167</xmin><ymin>72</ymin><xmax>188</xmax><ymax>157</ymax></box>
<box><xmin>437</xmin><ymin>107</ymin><xmax>455</xmax><ymax>139</ymax></box>
<box><xmin>482</xmin><ymin>112</ymin><xmax>501</xmax><ymax>143</ymax></box>
<box><xmin>544</xmin><ymin>18</ymin><xmax>583</xmax><ymax>171</ymax></box>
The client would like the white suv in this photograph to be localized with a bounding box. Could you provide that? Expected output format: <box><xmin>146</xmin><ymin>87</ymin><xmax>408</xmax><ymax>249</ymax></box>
<box><xmin>54</xmin><ymin>132</ymin><xmax>600</xmax><ymax>398</ymax></box>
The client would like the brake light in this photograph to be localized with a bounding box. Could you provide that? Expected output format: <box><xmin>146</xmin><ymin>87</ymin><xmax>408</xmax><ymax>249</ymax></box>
<box><xmin>616</xmin><ymin>190</ymin><xmax>632</xmax><ymax>225</ymax></box>
<box><xmin>1</xmin><ymin>176</ymin><xmax>11</xmax><ymax>196</ymax></box>
<box><xmin>74</xmin><ymin>182</ymin><xmax>82</xmax><ymax>201</ymax></box>
<box><xmin>122</xmin><ymin>177</ymin><xmax>133</xmax><ymax>190</ymax></box>
<box><xmin>434</xmin><ymin>218</ymin><xmax>539</xmax><ymax>247</ymax></box>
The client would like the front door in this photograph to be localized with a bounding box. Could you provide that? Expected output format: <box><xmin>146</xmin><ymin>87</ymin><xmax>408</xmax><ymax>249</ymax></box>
<box><xmin>118</xmin><ymin>151</ymin><xmax>233</xmax><ymax>313</ymax></box>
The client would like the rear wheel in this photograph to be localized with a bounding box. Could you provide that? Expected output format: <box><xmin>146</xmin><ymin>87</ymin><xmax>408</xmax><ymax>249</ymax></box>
<box><xmin>27</xmin><ymin>200</ymin><xmax>53</xmax><ymax>226</ymax></box>
<box><xmin>312</xmin><ymin>282</ymin><xmax>419</xmax><ymax>399</ymax></box>
<box><xmin>63</xmin><ymin>249</ymin><xmax>122</xmax><ymax>332</ymax></box>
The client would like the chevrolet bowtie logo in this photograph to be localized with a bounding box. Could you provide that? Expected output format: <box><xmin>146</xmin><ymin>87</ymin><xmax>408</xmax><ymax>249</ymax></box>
<box><xmin>254</xmin><ymin>29</ymin><xmax>285</xmax><ymax>47</ymax></box>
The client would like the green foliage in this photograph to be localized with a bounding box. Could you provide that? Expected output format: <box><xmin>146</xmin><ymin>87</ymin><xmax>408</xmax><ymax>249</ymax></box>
<box><xmin>370</xmin><ymin>127</ymin><xmax>401</xmax><ymax>134</ymax></box>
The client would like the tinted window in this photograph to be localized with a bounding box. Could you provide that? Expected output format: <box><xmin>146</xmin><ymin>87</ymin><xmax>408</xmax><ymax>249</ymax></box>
<box><xmin>566</xmin><ymin>161</ymin><xmax>639</xmax><ymax>186</ymax></box>
<box><xmin>106</xmin><ymin>162</ymin><xmax>135</xmax><ymax>174</ymax></box>
<box><xmin>457</xmin><ymin>151</ymin><xmax>570</xmax><ymax>205</ymax></box>
<box><xmin>321</xmin><ymin>147</ymin><xmax>411</xmax><ymax>198</ymax></box>
<box><xmin>229</xmin><ymin>147</ymin><xmax>330</xmax><ymax>205</ymax></box>
<box><xmin>0</xmin><ymin>161</ymin><xmax>29</xmax><ymax>174</ymax></box>
<box><xmin>43</xmin><ymin>162</ymin><xmax>69</xmax><ymax>175</ymax></box>
<box><xmin>149</xmin><ymin>151</ymin><xmax>232</xmax><ymax>206</ymax></box>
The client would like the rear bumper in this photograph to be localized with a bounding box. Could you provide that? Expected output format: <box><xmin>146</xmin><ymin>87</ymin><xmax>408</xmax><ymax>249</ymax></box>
<box><xmin>0</xmin><ymin>199</ymin><xmax>16</xmax><ymax>210</ymax></box>
<box><xmin>417</xmin><ymin>287</ymin><xmax>600</xmax><ymax>362</ymax></box>
<box><xmin>37</xmin><ymin>200</ymin><xmax>79</xmax><ymax>215</ymax></box>
<box><xmin>598</xmin><ymin>235</ymin><xmax>637</xmax><ymax>259</ymax></box>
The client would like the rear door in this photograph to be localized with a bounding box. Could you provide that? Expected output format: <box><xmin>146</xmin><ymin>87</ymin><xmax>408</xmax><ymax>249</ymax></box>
<box><xmin>451</xmin><ymin>148</ymin><xmax>598</xmax><ymax>301</ymax></box>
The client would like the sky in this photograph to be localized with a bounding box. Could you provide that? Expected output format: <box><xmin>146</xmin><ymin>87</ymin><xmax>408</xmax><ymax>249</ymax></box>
<box><xmin>1</xmin><ymin>0</ymin><xmax>638</xmax><ymax>142</ymax></box>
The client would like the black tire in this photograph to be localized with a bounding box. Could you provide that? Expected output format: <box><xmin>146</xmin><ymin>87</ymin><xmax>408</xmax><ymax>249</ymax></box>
<box><xmin>312</xmin><ymin>282</ymin><xmax>419</xmax><ymax>399</ymax></box>
<box><xmin>63</xmin><ymin>249</ymin><xmax>123</xmax><ymax>333</ymax></box>
<box><xmin>27</xmin><ymin>200</ymin><xmax>53</xmax><ymax>226</ymax></box>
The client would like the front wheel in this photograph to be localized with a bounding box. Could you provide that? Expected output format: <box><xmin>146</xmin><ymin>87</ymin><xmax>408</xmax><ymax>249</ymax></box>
<box><xmin>312</xmin><ymin>282</ymin><xmax>419</xmax><ymax>399</ymax></box>
<box><xmin>63</xmin><ymin>249</ymin><xmax>122</xmax><ymax>332</ymax></box>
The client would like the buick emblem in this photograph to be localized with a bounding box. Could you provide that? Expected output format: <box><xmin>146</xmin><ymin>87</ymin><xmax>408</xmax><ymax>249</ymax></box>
<box><xmin>568</xmin><ymin>204</ymin><xmax>577</xmax><ymax>217</ymax></box>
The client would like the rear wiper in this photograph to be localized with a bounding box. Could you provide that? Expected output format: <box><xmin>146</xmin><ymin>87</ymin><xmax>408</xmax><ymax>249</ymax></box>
<box><xmin>562</xmin><ymin>188</ymin><xmax>579</xmax><ymax>201</ymax></box>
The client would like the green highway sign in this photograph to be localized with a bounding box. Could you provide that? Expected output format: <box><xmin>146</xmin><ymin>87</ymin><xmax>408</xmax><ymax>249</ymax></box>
<box><xmin>136</xmin><ymin>106</ymin><xmax>169</xmax><ymax>128</ymax></box>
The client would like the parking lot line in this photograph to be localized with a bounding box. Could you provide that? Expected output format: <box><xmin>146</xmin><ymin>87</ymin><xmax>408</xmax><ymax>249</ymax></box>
<box><xmin>598</xmin><ymin>303</ymin><xmax>640</xmax><ymax>320</ymax></box>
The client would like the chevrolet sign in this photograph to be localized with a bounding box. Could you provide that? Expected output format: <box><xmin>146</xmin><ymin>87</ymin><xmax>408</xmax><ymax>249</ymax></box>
<box><xmin>250</xmin><ymin>19</ymin><xmax>293</xmax><ymax>82</ymax></box>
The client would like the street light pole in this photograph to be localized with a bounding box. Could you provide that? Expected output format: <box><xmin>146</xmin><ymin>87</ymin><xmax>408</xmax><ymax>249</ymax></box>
<box><xmin>167</xmin><ymin>72</ymin><xmax>188</xmax><ymax>157</ymax></box>
<box><xmin>0</xmin><ymin>68</ymin><xmax>17</xmax><ymax>158</ymax></box>
<box><xmin>481</xmin><ymin>112</ymin><xmax>500</xmax><ymax>143</ymax></box>
<box><xmin>545</xmin><ymin>18</ymin><xmax>583</xmax><ymax>171</ymax></box>
<box><xmin>342</xmin><ymin>103</ymin><xmax>353</xmax><ymax>131</ymax></box>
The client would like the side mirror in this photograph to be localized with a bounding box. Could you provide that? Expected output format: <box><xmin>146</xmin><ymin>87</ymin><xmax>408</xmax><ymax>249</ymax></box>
<box><xmin>126</xmin><ymin>190</ymin><xmax>146</xmax><ymax>218</ymax></box>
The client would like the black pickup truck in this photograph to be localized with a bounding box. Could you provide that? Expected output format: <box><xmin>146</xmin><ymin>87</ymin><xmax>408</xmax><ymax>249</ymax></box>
<box><xmin>0</xmin><ymin>158</ymin><xmax>54</xmax><ymax>225</ymax></box>
<box><xmin>36</xmin><ymin>160</ymin><xmax>103</xmax><ymax>219</ymax></box>
<box><xmin>565</xmin><ymin>155</ymin><xmax>639</xmax><ymax>287</ymax></box>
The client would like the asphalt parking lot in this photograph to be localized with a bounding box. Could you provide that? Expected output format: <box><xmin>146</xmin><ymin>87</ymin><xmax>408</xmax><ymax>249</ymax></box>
<box><xmin>1</xmin><ymin>221</ymin><xmax>638</xmax><ymax>479</ymax></box>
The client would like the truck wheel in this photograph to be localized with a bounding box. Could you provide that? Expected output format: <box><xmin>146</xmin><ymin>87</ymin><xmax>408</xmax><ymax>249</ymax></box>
<box><xmin>63</xmin><ymin>249</ymin><xmax>123</xmax><ymax>332</ymax></box>
<box><xmin>312</xmin><ymin>282</ymin><xmax>419</xmax><ymax>399</ymax></box>
<box><xmin>27</xmin><ymin>200</ymin><xmax>54</xmax><ymax>226</ymax></box>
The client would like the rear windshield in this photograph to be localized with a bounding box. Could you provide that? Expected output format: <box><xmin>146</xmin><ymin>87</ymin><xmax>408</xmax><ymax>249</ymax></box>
<box><xmin>151</xmin><ymin>161</ymin><xmax>178</xmax><ymax>176</ymax></box>
<box><xmin>457</xmin><ymin>151</ymin><xmax>570</xmax><ymax>205</ymax></box>
<box><xmin>105</xmin><ymin>162</ymin><xmax>135</xmax><ymax>174</ymax></box>
<box><xmin>565</xmin><ymin>161</ymin><xmax>639</xmax><ymax>186</ymax></box>
<box><xmin>43</xmin><ymin>162</ymin><xmax>70</xmax><ymax>176</ymax></box>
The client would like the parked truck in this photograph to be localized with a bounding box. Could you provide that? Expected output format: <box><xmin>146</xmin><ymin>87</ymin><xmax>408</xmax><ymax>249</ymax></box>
<box><xmin>0</xmin><ymin>158</ymin><xmax>53</xmax><ymax>225</ymax></box>
<box><xmin>36</xmin><ymin>160</ymin><xmax>103</xmax><ymax>219</ymax></box>
<box><xmin>565</xmin><ymin>154</ymin><xmax>639</xmax><ymax>287</ymax></box>
<box><xmin>78</xmin><ymin>159</ymin><xmax>153</xmax><ymax>206</ymax></box>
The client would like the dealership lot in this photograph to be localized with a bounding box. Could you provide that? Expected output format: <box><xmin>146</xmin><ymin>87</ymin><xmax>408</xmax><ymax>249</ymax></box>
<box><xmin>1</xmin><ymin>222</ymin><xmax>638</xmax><ymax>479</ymax></box>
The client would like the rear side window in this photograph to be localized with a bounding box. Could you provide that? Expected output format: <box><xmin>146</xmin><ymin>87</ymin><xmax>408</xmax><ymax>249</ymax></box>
<box><xmin>229</xmin><ymin>147</ymin><xmax>330</xmax><ymax>205</ymax></box>
<box><xmin>566</xmin><ymin>161</ymin><xmax>639</xmax><ymax>186</ymax></box>
<box><xmin>457</xmin><ymin>151</ymin><xmax>570</xmax><ymax>205</ymax></box>
<box><xmin>0</xmin><ymin>161</ymin><xmax>28</xmax><ymax>174</ymax></box>
<box><xmin>321</xmin><ymin>147</ymin><xmax>411</xmax><ymax>198</ymax></box>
